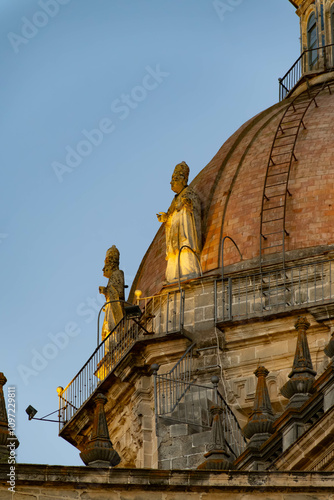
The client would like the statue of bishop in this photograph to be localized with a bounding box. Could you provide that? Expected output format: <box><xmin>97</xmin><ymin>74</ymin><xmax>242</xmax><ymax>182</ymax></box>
<box><xmin>157</xmin><ymin>162</ymin><xmax>202</xmax><ymax>282</ymax></box>
<box><xmin>99</xmin><ymin>245</ymin><xmax>125</xmax><ymax>341</ymax></box>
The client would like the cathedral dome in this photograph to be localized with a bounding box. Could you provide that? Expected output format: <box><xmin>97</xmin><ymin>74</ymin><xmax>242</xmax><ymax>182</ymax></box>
<box><xmin>130</xmin><ymin>80</ymin><xmax>334</xmax><ymax>300</ymax></box>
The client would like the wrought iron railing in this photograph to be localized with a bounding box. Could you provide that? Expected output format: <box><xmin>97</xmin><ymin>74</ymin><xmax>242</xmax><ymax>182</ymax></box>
<box><xmin>152</xmin><ymin>343</ymin><xmax>195</xmax><ymax>422</ymax></box>
<box><xmin>137</xmin><ymin>290</ymin><xmax>185</xmax><ymax>335</ymax></box>
<box><xmin>279</xmin><ymin>43</ymin><xmax>334</xmax><ymax>100</ymax></box>
<box><xmin>153</xmin><ymin>360</ymin><xmax>246</xmax><ymax>458</ymax></box>
<box><xmin>59</xmin><ymin>290</ymin><xmax>184</xmax><ymax>430</ymax></box>
<box><xmin>58</xmin><ymin>315</ymin><xmax>139</xmax><ymax>428</ymax></box>
<box><xmin>215</xmin><ymin>259</ymin><xmax>334</xmax><ymax>323</ymax></box>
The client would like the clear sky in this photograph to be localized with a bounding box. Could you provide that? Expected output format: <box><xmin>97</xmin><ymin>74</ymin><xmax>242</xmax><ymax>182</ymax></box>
<box><xmin>1</xmin><ymin>0</ymin><xmax>299</xmax><ymax>466</ymax></box>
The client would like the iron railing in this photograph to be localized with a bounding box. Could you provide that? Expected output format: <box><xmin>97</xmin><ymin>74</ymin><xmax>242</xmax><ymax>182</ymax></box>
<box><xmin>153</xmin><ymin>362</ymin><xmax>246</xmax><ymax>458</ymax></box>
<box><xmin>59</xmin><ymin>290</ymin><xmax>184</xmax><ymax>430</ymax></box>
<box><xmin>152</xmin><ymin>343</ymin><xmax>195</xmax><ymax>423</ymax></box>
<box><xmin>279</xmin><ymin>43</ymin><xmax>334</xmax><ymax>100</ymax></box>
<box><xmin>59</xmin><ymin>315</ymin><xmax>139</xmax><ymax>428</ymax></box>
<box><xmin>137</xmin><ymin>290</ymin><xmax>185</xmax><ymax>335</ymax></box>
<box><xmin>215</xmin><ymin>259</ymin><xmax>334</xmax><ymax>323</ymax></box>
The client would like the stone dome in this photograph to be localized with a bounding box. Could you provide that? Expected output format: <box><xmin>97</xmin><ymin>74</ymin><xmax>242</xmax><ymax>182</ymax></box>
<box><xmin>130</xmin><ymin>79</ymin><xmax>334</xmax><ymax>300</ymax></box>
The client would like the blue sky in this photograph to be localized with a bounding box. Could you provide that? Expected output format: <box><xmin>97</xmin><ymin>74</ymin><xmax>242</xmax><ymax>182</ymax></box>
<box><xmin>1</xmin><ymin>0</ymin><xmax>299</xmax><ymax>466</ymax></box>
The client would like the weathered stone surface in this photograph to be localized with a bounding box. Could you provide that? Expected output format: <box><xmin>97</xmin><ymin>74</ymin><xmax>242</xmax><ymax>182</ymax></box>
<box><xmin>187</xmin><ymin>452</ymin><xmax>207</xmax><ymax>469</ymax></box>
<box><xmin>14</xmin><ymin>487</ymin><xmax>41</xmax><ymax>496</ymax></box>
<box><xmin>40</xmin><ymin>496</ymin><xmax>80</xmax><ymax>500</ymax></box>
<box><xmin>165</xmin><ymin>494</ymin><xmax>202</xmax><ymax>500</ymax></box>
<box><xmin>1</xmin><ymin>465</ymin><xmax>334</xmax><ymax>498</ymax></box>
<box><xmin>169</xmin><ymin>424</ymin><xmax>194</xmax><ymax>438</ymax></box>
<box><xmin>171</xmin><ymin>457</ymin><xmax>188</xmax><ymax>469</ymax></box>
<box><xmin>120</xmin><ymin>494</ymin><xmax>164</xmax><ymax>500</ymax></box>
<box><xmin>192</xmin><ymin>430</ymin><xmax>211</xmax><ymax>448</ymax></box>
<box><xmin>159</xmin><ymin>459</ymin><xmax>171</xmax><ymax>470</ymax></box>
<box><xmin>0</xmin><ymin>491</ymin><xmax>14</xmax><ymax>500</ymax></box>
<box><xmin>8</xmin><ymin>494</ymin><xmax>37</xmax><ymax>500</ymax></box>
<box><xmin>81</xmin><ymin>493</ymin><xmax>118</xmax><ymax>500</ymax></box>
<box><xmin>160</xmin><ymin>441</ymin><xmax>183</xmax><ymax>460</ymax></box>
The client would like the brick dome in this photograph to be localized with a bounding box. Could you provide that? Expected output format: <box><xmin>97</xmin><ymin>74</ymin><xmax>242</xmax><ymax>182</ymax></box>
<box><xmin>130</xmin><ymin>83</ymin><xmax>334</xmax><ymax>300</ymax></box>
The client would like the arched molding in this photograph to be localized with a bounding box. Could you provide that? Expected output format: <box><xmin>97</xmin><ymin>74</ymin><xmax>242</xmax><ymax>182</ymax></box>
<box><xmin>300</xmin><ymin>5</ymin><xmax>318</xmax><ymax>52</ymax></box>
<box><xmin>329</xmin><ymin>1</ymin><xmax>334</xmax><ymax>42</ymax></box>
<box><xmin>323</xmin><ymin>0</ymin><xmax>334</xmax><ymax>65</ymax></box>
<box><xmin>324</xmin><ymin>1</ymin><xmax>334</xmax><ymax>40</ymax></box>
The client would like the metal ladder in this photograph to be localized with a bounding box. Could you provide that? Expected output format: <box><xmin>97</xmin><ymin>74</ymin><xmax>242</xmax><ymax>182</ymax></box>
<box><xmin>260</xmin><ymin>81</ymin><xmax>333</xmax><ymax>271</ymax></box>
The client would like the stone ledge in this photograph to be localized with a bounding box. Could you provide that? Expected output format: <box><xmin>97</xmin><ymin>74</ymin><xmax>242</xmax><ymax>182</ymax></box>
<box><xmin>1</xmin><ymin>464</ymin><xmax>334</xmax><ymax>492</ymax></box>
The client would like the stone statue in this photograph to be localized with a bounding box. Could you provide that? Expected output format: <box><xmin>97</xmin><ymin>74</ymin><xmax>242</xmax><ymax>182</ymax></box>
<box><xmin>99</xmin><ymin>245</ymin><xmax>125</xmax><ymax>341</ymax></box>
<box><xmin>157</xmin><ymin>162</ymin><xmax>202</xmax><ymax>282</ymax></box>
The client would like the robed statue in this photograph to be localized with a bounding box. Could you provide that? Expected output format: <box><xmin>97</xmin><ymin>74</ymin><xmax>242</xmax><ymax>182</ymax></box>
<box><xmin>157</xmin><ymin>162</ymin><xmax>202</xmax><ymax>282</ymax></box>
<box><xmin>99</xmin><ymin>245</ymin><xmax>125</xmax><ymax>341</ymax></box>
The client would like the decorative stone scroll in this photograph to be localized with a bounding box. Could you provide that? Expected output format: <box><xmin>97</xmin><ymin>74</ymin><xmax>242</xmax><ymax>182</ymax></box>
<box><xmin>99</xmin><ymin>245</ymin><xmax>125</xmax><ymax>341</ymax></box>
<box><xmin>157</xmin><ymin>162</ymin><xmax>202</xmax><ymax>283</ymax></box>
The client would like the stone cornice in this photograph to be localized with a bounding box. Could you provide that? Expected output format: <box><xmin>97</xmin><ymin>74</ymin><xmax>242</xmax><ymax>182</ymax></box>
<box><xmin>1</xmin><ymin>464</ymin><xmax>334</xmax><ymax>491</ymax></box>
<box><xmin>272</xmin><ymin>391</ymin><xmax>323</xmax><ymax>434</ymax></box>
<box><xmin>272</xmin><ymin>405</ymin><xmax>334</xmax><ymax>470</ymax></box>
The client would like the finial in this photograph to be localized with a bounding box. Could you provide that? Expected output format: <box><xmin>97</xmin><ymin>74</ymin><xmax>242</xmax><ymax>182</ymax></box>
<box><xmin>197</xmin><ymin>405</ymin><xmax>235</xmax><ymax>470</ymax></box>
<box><xmin>0</xmin><ymin>374</ymin><xmax>7</xmax><ymax>387</ymax></box>
<box><xmin>280</xmin><ymin>317</ymin><xmax>316</xmax><ymax>408</ymax></box>
<box><xmin>151</xmin><ymin>364</ymin><xmax>160</xmax><ymax>375</ymax></box>
<box><xmin>80</xmin><ymin>393</ymin><xmax>120</xmax><ymax>467</ymax></box>
<box><xmin>0</xmin><ymin>373</ymin><xmax>19</xmax><ymax>462</ymax></box>
<box><xmin>243</xmin><ymin>365</ymin><xmax>275</xmax><ymax>449</ymax></box>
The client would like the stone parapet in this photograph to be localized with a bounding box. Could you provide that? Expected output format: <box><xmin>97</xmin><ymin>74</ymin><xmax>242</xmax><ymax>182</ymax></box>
<box><xmin>1</xmin><ymin>464</ymin><xmax>334</xmax><ymax>498</ymax></box>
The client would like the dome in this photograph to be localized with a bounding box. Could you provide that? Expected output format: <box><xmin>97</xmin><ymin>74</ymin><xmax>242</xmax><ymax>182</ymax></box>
<box><xmin>130</xmin><ymin>79</ymin><xmax>334</xmax><ymax>300</ymax></box>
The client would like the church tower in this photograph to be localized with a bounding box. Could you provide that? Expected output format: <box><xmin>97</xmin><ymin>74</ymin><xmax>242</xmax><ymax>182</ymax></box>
<box><xmin>282</xmin><ymin>0</ymin><xmax>334</xmax><ymax>98</ymax></box>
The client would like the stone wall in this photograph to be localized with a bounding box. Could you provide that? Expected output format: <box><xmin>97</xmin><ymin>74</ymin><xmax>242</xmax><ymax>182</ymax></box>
<box><xmin>1</xmin><ymin>464</ymin><xmax>334</xmax><ymax>499</ymax></box>
<box><xmin>59</xmin><ymin>257</ymin><xmax>334</xmax><ymax>470</ymax></box>
<box><xmin>173</xmin><ymin>275</ymin><xmax>332</xmax><ymax>423</ymax></box>
<box><xmin>103</xmin><ymin>272</ymin><xmax>332</xmax><ymax>469</ymax></box>
<box><xmin>157</xmin><ymin>420</ymin><xmax>211</xmax><ymax>470</ymax></box>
